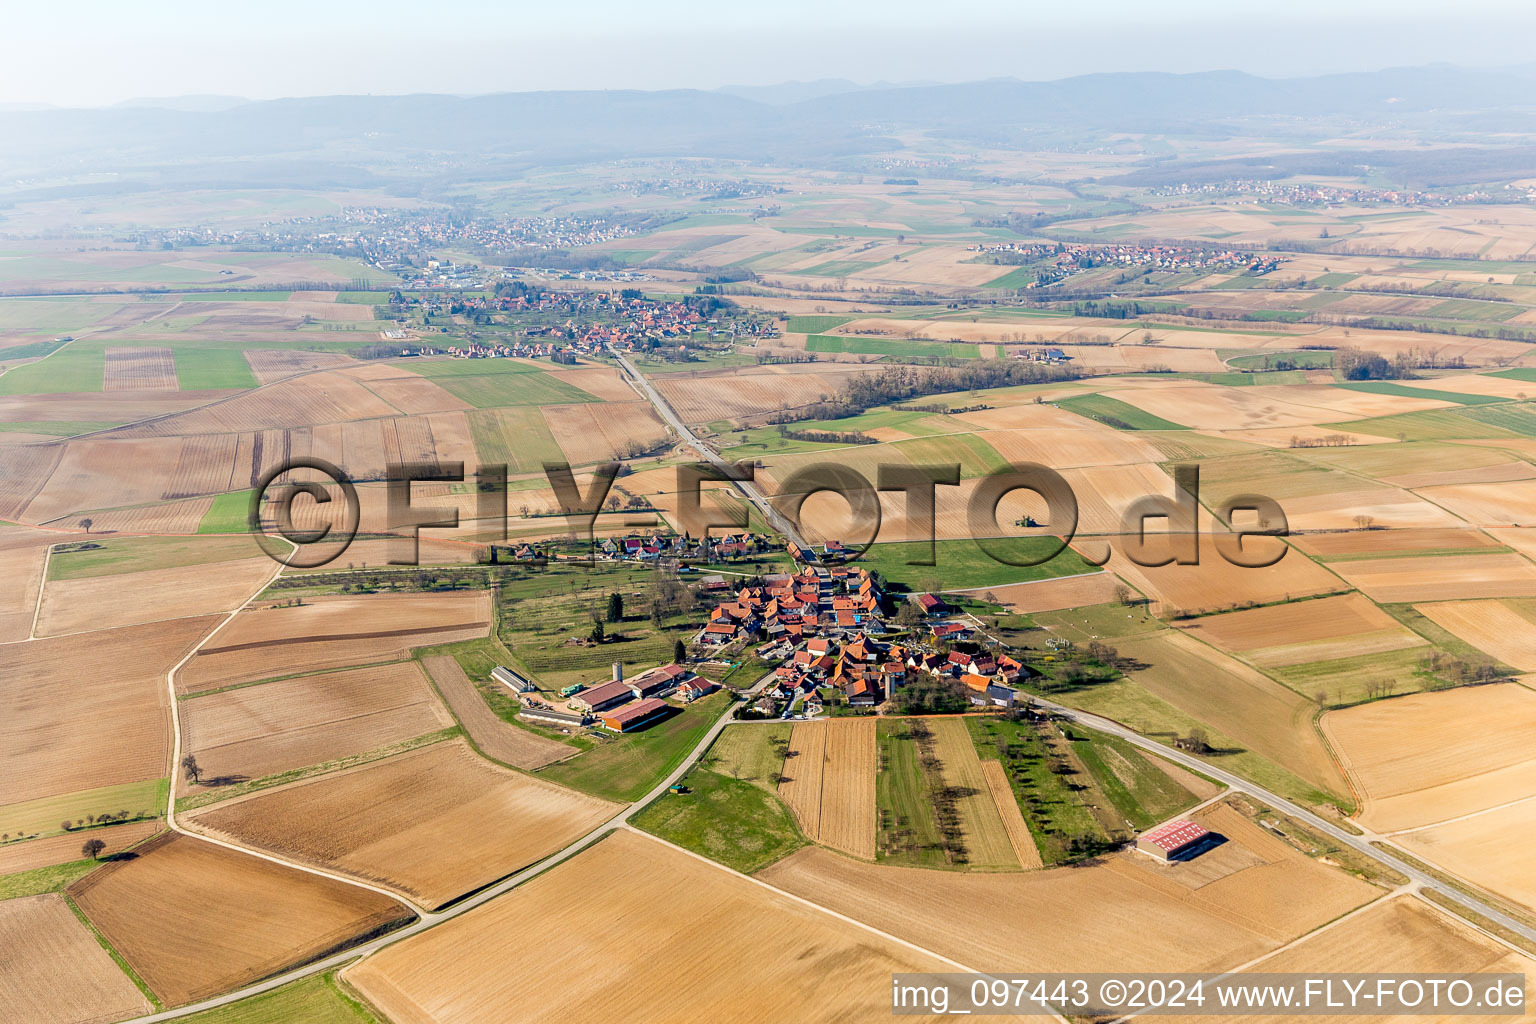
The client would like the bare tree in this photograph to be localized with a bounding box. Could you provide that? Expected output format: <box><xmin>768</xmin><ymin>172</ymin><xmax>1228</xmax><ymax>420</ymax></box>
<box><xmin>1353</xmin><ymin>514</ymin><xmax>1375</xmax><ymax>531</ymax></box>
<box><xmin>181</xmin><ymin>754</ymin><xmax>202</xmax><ymax>785</ymax></box>
<box><xmin>79</xmin><ymin>518</ymin><xmax>93</xmax><ymax>534</ymax></box>
<box><xmin>82</xmin><ymin>838</ymin><xmax>106</xmax><ymax>861</ymax></box>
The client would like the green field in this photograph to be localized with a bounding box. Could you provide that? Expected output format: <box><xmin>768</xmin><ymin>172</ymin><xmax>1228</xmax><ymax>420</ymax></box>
<box><xmin>173</xmin><ymin>347</ymin><xmax>258</xmax><ymax>389</ymax></box>
<box><xmin>0</xmin><ymin>858</ymin><xmax>105</xmax><ymax>901</ymax></box>
<box><xmin>1327</xmin><ymin>408</ymin><xmax>1521</xmax><ymax>441</ymax></box>
<box><xmin>49</xmin><ymin>535</ymin><xmax>259</xmax><ymax>580</ymax></box>
<box><xmin>704</xmin><ymin>722</ymin><xmax>792</xmax><ymax>793</ymax></box>
<box><xmin>1426</xmin><ymin>299</ymin><xmax>1522</xmax><ymax>322</ymax></box>
<box><xmin>875</xmin><ymin>719</ymin><xmax>951</xmax><ymax>868</ymax></box>
<box><xmin>980</xmin><ymin>266</ymin><xmax>1044</xmax><ymax>290</ymax></box>
<box><xmin>805</xmin><ymin>334</ymin><xmax>980</xmax><ymax>359</ymax></box>
<box><xmin>534</xmin><ymin>691</ymin><xmax>731</xmax><ymax>802</ymax></box>
<box><xmin>467</xmin><ymin>407</ymin><xmax>566</xmax><ymax>472</ymax></box>
<box><xmin>175</xmin><ymin>973</ymin><xmax>381</xmax><ymax>1024</ymax></box>
<box><xmin>1310</xmin><ymin>273</ymin><xmax>1359</xmax><ymax>287</ymax></box>
<box><xmin>889</xmin><ymin>432</ymin><xmax>1011</xmax><ymax>477</ymax></box>
<box><xmin>198</xmin><ymin>491</ymin><xmax>255</xmax><ymax>534</ymax></box>
<box><xmin>432</xmin><ymin>370</ymin><xmax>596</xmax><ymax>408</ymax></box>
<box><xmin>1223</xmin><ymin>349</ymin><xmax>1334</xmax><ymax>371</ymax></box>
<box><xmin>964</xmin><ymin>715</ymin><xmax>1106</xmax><ymax>865</ymax></box>
<box><xmin>1459</xmin><ymin>403</ymin><xmax>1536</xmax><ymax>437</ymax></box>
<box><xmin>630</xmin><ymin>766</ymin><xmax>805</xmax><ymax>873</ymax></box>
<box><xmin>1069</xmin><ymin>730</ymin><xmax>1200</xmax><ymax>830</ymax></box>
<box><xmin>0</xmin><ymin>342</ymin><xmax>105</xmax><ymax>394</ymax></box>
<box><xmin>853</xmin><ymin>538</ymin><xmax>1099</xmax><ymax>591</ymax></box>
<box><xmin>1490</xmin><ymin>368</ymin><xmax>1536</xmax><ymax>383</ymax></box>
<box><xmin>1056</xmin><ymin>393</ymin><xmax>1187</xmax><ymax>430</ymax></box>
<box><xmin>175</xmin><ymin>291</ymin><xmax>294</xmax><ymax>302</ymax></box>
<box><xmin>785</xmin><ymin>315</ymin><xmax>853</xmax><ymax>333</ymax></box>
<box><xmin>334</xmin><ymin>291</ymin><xmax>393</xmax><ymax>304</ymax></box>
<box><xmin>1333</xmin><ymin>381</ymin><xmax>1505</xmax><ymax>406</ymax></box>
<box><xmin>0</xmin><ymin>778</ymin><xmax>166</xmax><ymax>842</ymax></box>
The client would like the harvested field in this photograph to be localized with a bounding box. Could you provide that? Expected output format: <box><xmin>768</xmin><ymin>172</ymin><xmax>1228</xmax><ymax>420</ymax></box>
<box><xmin>981</xmin><ymin>760</ymin><xmax>1043</xmax><ymax>869</ymax></box>
<box><xmin>926</xmin><ymin>717</ymin><xmax>1020</xmax><ymax>869</ymax></box>
<box><xmin>0</xmin><ymin>894</ymin><xmax>151</xmax><ymax>1024</ymax></box>
<box><xmin>357</xmin><ymin>374</ymin><xmax>471</xmax><ymax>415</ymax></box>
<box><xmin>1168</xmin><ymin>896</ymin><xmax>1534</xmax><ymax>1024</ymax></box>
<box><xmin>1416</xmin><ymin>600</ymin><xmax>1536</xmax><ymax>671</ymax></box>
<box><xmin>1115</xmin><ymin>631</ymin><xmax>1346</xmax><ymax>799</ymax></box>
<box><xmin>1178</xmin><ymin>593</ymin><xmax>1426</xmax><ymax>667</ymax></box>
<box><xmin>181</xmin><ymin>661</ymin><xmax>453</xmax><ymax>789</ymax></box>
<box><xmin>0</xmin><ymin>522</ymin><xmax>53</xmax><ymax>641</ymax></box>
<box><xmin>2</xmin><ymin>617</ymin><xmax>217</xmax><ymax>806</ymax></box>
<box><xmin>103</xmin><ymin>346</ymin><xmax>176</xmax><ymax>391</ymax></box>
<box><xmin>22</xmin><ymin>437</ymin><xmax>187</xmax><ymax>523</ymax></box>
<box><xmin>187</xmin><ymin>740</ymin><xmax>617</xmax><ymax>910</ymax></box>
<box><xmin>176</xmin><ymin>592</ymin><xmax>491</xmax><ymax>693</ymax></box>
<box><xmin>1108</xmin><ymin>382</ymin><xmax>1332</xmax><ymax>431</ymax></box>
<box><xmin>542</xmin><ymin>400</ymin><xmax>667</xmax><ymax>465</ymax></box>
<box><xmin>0</xmin><ymin>819</ymin><xmax>160</xmax><ymax>875</ymax></box>
<box><xmin>1322</xmin><ymin>683</ymin><xmax>1536</xmax><ymax>832</ymax></box>
<box><xmin>163</xmin><ymin>432</ymin><xmax>241</xmax><ymax>497</ymax></box>
<box><xmin>106</xmin><ymin>372</ymin><xmax>398</xmax><ymax>438</ymax></box>
<box><xmin>654</xmin><ymin>370</ymin><xmax>861</xmax><ymax>424</ymax></box>
<box><xmin>35</xmin><ymin>555</ymin><xmax>273</xmax><ymax>636</ymax></box>
<box><xmin>760</xmin><ymin>802</ymin><xmax>1378</xmax><ymax>973</ymax></box>
<box><xmin>984</xmin><ymin>572</ymin><xmax>1122</xmax><ymax>613</ymax></box>
<box><xmin>1291</xmin><ymin>527</ymin><xmax>1506</xmax><ymax>558</ymax></box>
<box><xmin>343</xmin><ymin>828</ymin><xmax>967</xmax><ymax>1024</ymax></box>
<box><xmin>818</xmin><ymin>719</ymin><xmax>877</xmax><ymax>860</ymax></box>
<box><xmin>243</xmin><ymin>348</ymin><xmax>355</xmax><ymax>385</ymax></box>
<box><xmin>69</xmin><ymin>833</ymin><xmax>411</xmax><ymax>1007</ymax></box>
<box><xmin>420</xmin><ymin>655</ymin><xmax>573</xmax><ymax>770</ymax></box>
<box><xmin>1330</xmin><ymin>553</ymin><xmax>1536</xmax><ymax>602</ymax></box>
<box><xmin>50</xmin><ymin>497</ymin><xmax>214</xmax><ymax>535</ymax></box>
<box><xmin>0</xmin><ymin>441</ymin><xmax>63</xmax><ymax>520</ymax></box>
<box><xmin>777</xmin><ymin>722</ymin><xmax>825</xmax><ymax>841</ymax></box>
<box><xmin>546</xmin><ymin>365</ymin><xmax>640</xmax><ymax>402</ymax></box>
<box><xmin>1397</xmin><ymin>799</ymin><xmax>1536</xmax><ymax>911</ymax></box>
<box><xmin>1415</xmin><ymin>479</ymin><xmax>1536</xmax><ymax>528</ymax></box>
<box><xmin>1098</xmin><ymin>530</ymin><xmax>1347</xmax><ymax>615</ymax></box>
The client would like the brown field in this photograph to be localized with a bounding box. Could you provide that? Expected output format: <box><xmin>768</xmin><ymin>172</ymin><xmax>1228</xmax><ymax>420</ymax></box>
<box><xmin>419</xmin><ymin>655</ymin><xmax>574</xmax><ymax>770</ymax></box>
<box><xmin>1113</xmin><ymin>631</ymin><xmax>1346</xmax><ymax>798</ymax></box>
<box><xmin>69</xmin><ymin>832</ymin><xmax>411</xmax><ymax>1007</ymax></box>
<box><xmin>2</xmin><ymin>617</ymin><xmax>217</xmax><ymax>806</ymax></box>
<box><xmin>926</xmin><ymin>717</ymin><xmax>1020</xmax><ymax>869</ymax></box>
<box><xmin>176</xmin><ymin>591</ymin><xmax>491</xmax><ymax>693</ymax></box>
<box><xmin>0</xmin><ymin>389</ymin><xmax>228</xmax><ymax>425</ymax></box>
<box><xmin>49</xmin><ymin>497</ymin><xmax>214</xmax><ymax>535</ymax></box>
<box><xmin>103</xmin><ymin>345</ymin><xmax>176</xmax><ymax>391</ymax></box>
<box><xmin>760</xmin><ymin>802</ymin><xmax>1378</xmax><ymax>973</ymax></box>
<box><xmin>1415</xmin><ymin>479</ymin><xmax>1536</xmax><ymax>528</ymax></box>
<box><xmin>1330</xmin><ymin>553</ymin><xmax>1536</xmax><ymax>603</ymax></box>
<box><xmin>243</xmin><ymin>348</ymin><xmax>356</xmax><ymax>385</ymax></box>
<box><xmin>0</xmin><ymin>441</ymin><xmax>63</xmax><ymax>520</ymax></box>
<box><xmin>187</xmin><ymin>739</ymin><xmax>617</xmax><ymax>910</ymax></box>
<box><xmin>980</xmin><ymin>760</ymin><xmax>1043</xmax><ymax>869</ymax></box>
<box><xmin>546</xmin><ymin>365</ymin><xmax>640</xmax><ymax>402</ymax></box>
<box><xmin>1160</xmin><ymin>896</ymin><xmax>1534</xmax><ymax>1024</ymax></box>
<box><xmin>653</xmin><ymin>369</ymin><xmax>865</xmax><ymax>424</ymax></box>
<box><xmin>1107</xmin><ymin>382</ymin><xmax>1338</xmax><ymax>430</ymax></box>
<box><xmin>0</xmin><ymin>819</ymin><xmax>160</xmax><ymax>874</ymax></box>
<box><xmin>982</xmin><ymin>571</ymin><xmax>1121</xmax><ymax>612</ymax></box>
<box><xmin>542</xmin><ymin>400</ymin><xmax>668</xmax><ymax>465</ymax></box>
<box><xmin>977</xmin><ymin>419</ymin><xmax>1164</xmax><ymax>467</ymax></box>
<box><xmin>343</xmin><ymin>828</ymin><xmax>971</xmax><ymax>1024</ymax></box>
<box><xmin>1291</xmin><ymin>527</ymin><xmax>1505</xmax><ymax>558</ymax></box>
<box><xmin>1398</xmin><ymin>799</ymin><xmax>1536</xmax><ymax>912</ymax></box>
<box><xmin>1322</xmin><ymin>683</ymin><xmax>1536</xmax><ymax>832</ymax></box>
<box><xmin>0</xmin><ymin>894</ymin><xmax>151</xmax><ymax>1024</ymax></box>
<box><xmin>181</xmin><ymin>660</ymin><xmax>454</xmax><ymax>789</ymax></box>
<box><xmin>163</xmin><ymin>432</ymin><xmax>240</xmax><ymax>497</ymax></box>
<box><xmin>1097</xmin><ymin>530</ymin><xmax>1348</xmax><ymax>615</ymax></box>
<box><xmin>107</xmin><ymin>371</ymin><xmax>399</xmax><ymax>438</ymax></box>
<box><xmin>777</xmin><ymin>722</ymin><xmax>825</xmax><ymax>841</ymax></box>
<box><xmin>35</xmin><ymin>555</ymin><xmax>273</xmax><ymax>636</ymax></box>
<box><xmin>1177</xmin><ymin>592</ymin><xmax>1426</xmax><ymax>667</ymax></box>
<box><xmin>22</xmin><ymin>437</ymin><xmax>188</xmax><ymax>523</ymax></box>
<box><xmin>1383</xmin><ymin>460</ymin><xmax>1536</xmax><ymax>490</ymax></box>
<box><xmin>0</xmin><ymin>522</ymin><xmax>53</xmax><ymax>640</ymax></box>
<box><xmin>818</xmin><ymin>719</ymin><xmax>877</xmax><ymax>860</ymax></box>
<box><xmin>357</xmin><ymin>373</ymin><xmax>472</xmax><ymax>415</ymax></box>
<box><xmin>1416</xmin><ymin>600</ymin><xmax>1536</xmax><ymax>671</ymax></box>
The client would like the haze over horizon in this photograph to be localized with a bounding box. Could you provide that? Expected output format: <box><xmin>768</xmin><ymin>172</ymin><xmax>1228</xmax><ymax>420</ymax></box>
<box><xmin>8</xmin><ymin>0</ymin><xmax>1536</xmax><ymax>107</ymax></box>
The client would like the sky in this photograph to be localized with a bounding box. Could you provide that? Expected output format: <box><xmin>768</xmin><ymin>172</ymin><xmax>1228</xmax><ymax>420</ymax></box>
<box><xmin>8</xmin><ymin>0</ymin><xmax>1536</xmax><ymax>107</ymax></box>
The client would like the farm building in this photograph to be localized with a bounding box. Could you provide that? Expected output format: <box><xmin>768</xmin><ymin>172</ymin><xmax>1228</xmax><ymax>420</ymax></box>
<box><xmin>911</xmin><ymin>593</ymin><xmax>949</xmax><ymax>617</ymax></box>
<box><xmin>597</xmin><ymin>697</ymin><xmax>671</xmax><ymax>733</ymax></box>
<box><xmin>1135</xmin><ymin>820</ymin><xmax>1214</xmax><ymax>862</ymax></box>
<box><xmin>676</xmin><ymin>677</ymin><xmax>719</xmax><ymax>703</ymax></box>
<box><xmin>520</xmin><ymin>707</ymin><xmax>590</xmax><ymax>728</ymax></box>
<box><xmin>627</xmin><ymin>663</ymin><xmax>687</xmax><ymax>698</ymax></box>
<box><xmin>570</xmin><ymin>680</ymin><xmax>635</xmax><ymax>714</ymax></box>
<box><xmin>491</xmin><ymin>666</ymin><xmax>535</xmax><ymax>693</ymax></box>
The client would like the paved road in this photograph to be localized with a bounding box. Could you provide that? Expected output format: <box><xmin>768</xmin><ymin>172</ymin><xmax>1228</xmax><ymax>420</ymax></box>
<box><xmin>122</xmin><ymin>677</ymin><xmax>758</xmax><ymax>1023</ymax></box>
<box><xmin>1032</xmin><ymin>694</ymin><xmax>1536</xmax><ymax>948</ymax></box>
<box><xmin>610</xmin><ymin>347</ymin><xmax>817</xmax><ymax>559</ymax></box>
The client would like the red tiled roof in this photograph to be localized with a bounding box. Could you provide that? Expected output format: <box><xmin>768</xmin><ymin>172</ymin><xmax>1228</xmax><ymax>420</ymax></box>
<box><xmin>1139</xmin><ymin>820</ymin><xmax>1211</xmax><ymax>852</ymax></box>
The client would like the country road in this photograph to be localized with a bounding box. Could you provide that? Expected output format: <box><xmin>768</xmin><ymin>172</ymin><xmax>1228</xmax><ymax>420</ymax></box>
<box><xmin>1031</xmin><ymin>695</ymin><xmax>1536</xmax><ymax>948</ymax></box>
<box><xmin>609</xmin><ymin>346</ymin><xmax>818</xmax><ymax>558</ymax></box>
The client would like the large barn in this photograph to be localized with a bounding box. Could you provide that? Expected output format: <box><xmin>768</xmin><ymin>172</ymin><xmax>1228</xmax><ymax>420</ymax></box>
<box><xmin>1135</xmin><ymin>820</ymin><xmax>1213</xmax><ymax>862</ymax></box>
<box><xmin>597</xmin><ymin>697</ymin><xmax>670</xmax><ymax>733</ymax></box>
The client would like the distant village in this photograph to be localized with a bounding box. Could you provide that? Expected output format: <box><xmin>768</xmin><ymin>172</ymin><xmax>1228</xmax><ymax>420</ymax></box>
<box><xmin>969</xmin><ymin>241</ymin><xmax>1284</xmax><ymax>287</ymax></box>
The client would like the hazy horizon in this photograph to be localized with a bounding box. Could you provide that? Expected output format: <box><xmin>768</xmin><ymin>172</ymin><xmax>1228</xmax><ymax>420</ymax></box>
<box><xmin>9</xmin><ymin>0</ymin><xmax>1536</xmax><ymax>107</ymax></box>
